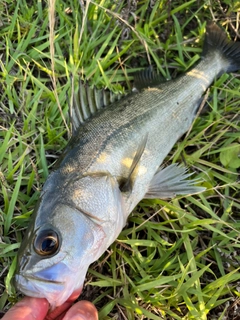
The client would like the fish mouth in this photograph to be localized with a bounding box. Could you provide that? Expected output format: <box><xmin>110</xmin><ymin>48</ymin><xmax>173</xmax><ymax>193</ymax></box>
<box><xmin>15</xmin><ymin>261</ymin><xmax>73</xmax><ymax>297</ymax></box>
<box><xmin>17</xmin><ymin>272</ymin><xmax>64</xmax><ymax>285</ymax></box>
<box><xmin>15</xmin><ymin>272</ymin><xmax>65</xmax><ymax>296</ymax></box>
<box><xmin>15</xmin><ymin>273</ymin><xmax>67</xmax><ymax>305</ymax></box>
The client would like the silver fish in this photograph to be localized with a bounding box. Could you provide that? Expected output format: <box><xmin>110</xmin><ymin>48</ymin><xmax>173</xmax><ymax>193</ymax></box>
<box><xmin>15</xmin><ymin>23</ymin><xmax>240</xmax><ymax>308</ymax></box>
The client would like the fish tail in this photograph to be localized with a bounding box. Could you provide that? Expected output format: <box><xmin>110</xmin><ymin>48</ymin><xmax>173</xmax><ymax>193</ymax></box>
<box><xmin>202</xmin><ymin>22</ymin><xmax>240</xmax><ymax>73</ymax></box>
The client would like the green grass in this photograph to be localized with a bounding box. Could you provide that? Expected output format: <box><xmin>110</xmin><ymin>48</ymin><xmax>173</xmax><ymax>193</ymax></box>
<box><xmin>0</xmin><ymin>0</ymin><xmax>240</xmax><ymax>319</ymax></box>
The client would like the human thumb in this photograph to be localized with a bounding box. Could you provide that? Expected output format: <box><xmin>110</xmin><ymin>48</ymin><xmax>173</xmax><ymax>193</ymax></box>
<box><xmin>63</xmin><ymin>300</ymin><xmax>98</xmax><ymax>320</ymax></box>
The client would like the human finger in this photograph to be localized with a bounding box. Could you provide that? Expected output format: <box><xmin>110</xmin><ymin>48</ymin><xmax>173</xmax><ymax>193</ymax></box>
<box><xmin>46</xmin><ymin>289</ymin><xmax>82</xmax><ymax>320</ymax></box>
<box><xmin>2</xmin><ymin>297</ymin><xmax>49</xmax><ymax>320</ymax></box>
<box><xmin>62</xmin><ymin>300</ymin><xmax>98</xmax><ymax>320</ymax></box>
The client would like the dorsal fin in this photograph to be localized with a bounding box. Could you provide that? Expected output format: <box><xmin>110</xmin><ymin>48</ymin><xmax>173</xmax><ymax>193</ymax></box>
<box><xmin>133</xmin><ymin>66</ymin><xmax>166</xmax><ymax>91</ymax></box>
<box><xmin>69</xmin><ymin>80</ymin><xmax>123</xmax><ymax>135</ymax></box>
<box><xmin>120</xmin><ymin>134</ymin><xmax>148</xmax><ymax>193</ymax></box>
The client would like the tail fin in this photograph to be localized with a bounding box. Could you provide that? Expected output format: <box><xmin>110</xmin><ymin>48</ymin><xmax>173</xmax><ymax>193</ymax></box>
<box><xmin>203</xmin><ymin>22</ymin><xmax>240</xmax><ymax>73</ymax></box>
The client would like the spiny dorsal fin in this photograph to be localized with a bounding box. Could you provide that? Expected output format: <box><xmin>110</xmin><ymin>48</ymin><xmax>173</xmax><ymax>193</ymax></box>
<box><xmin>120</xmin><ymin>134</ymin><xmax>148</xmax><ymax>193</ymax></box>
<box><xmin>133</xmin><ymin>66</ymin><xmax>166</xmax><ymax>91</ymax></box>
<box><xmin>144</xmin><ymin>163</ymin><xmax>205</xmax><ymax>199</ymax></box>
<box><xmin>70</xmin><ymin>80</ymin><xmax>123</xmax><ymax>135</ymax></box>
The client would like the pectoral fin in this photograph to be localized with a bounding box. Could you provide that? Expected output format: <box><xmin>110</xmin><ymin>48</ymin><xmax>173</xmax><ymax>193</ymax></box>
<box><xmin>120</xmin><ymin>135</ymin><xmax>148</xmax><ymax>193</ymax></box>
<box><xmin>144</xmin><ymin>164</ymin><xmax>205</xmax><ymax>199</ymax></box>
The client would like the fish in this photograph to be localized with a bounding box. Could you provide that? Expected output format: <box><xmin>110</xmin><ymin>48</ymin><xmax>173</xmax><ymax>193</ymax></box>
<box><xmin>15</xmin><ymin>22</ymin><xmax>240</xmax><ymax>309</ymax></box>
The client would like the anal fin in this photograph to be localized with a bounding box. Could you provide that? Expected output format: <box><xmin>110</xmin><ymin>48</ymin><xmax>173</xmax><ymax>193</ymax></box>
<box><xmin>144</xmin><ymin>164</ymin><xmax>205</xmax><ymax>199</ymax></box>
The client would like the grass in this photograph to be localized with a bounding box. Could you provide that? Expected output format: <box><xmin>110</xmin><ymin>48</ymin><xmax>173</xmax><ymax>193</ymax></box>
<box><xmin>0</xmin><ymin>0</ymin><xmax>240</xmax><ymax>319</ymax></box>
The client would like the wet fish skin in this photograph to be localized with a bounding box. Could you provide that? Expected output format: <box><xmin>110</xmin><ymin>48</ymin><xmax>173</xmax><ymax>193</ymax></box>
<box><xmin>15</xmin><ymin>23</ymin><xmax>240</xmax><ymax>308</ymax></box>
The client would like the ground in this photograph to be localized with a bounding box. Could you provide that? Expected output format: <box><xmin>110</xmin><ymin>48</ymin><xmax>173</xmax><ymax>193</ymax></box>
<box><xmin>0</xmin><ymin>1</ymin><xmax>240</xmax><ymax>319</ymax></box>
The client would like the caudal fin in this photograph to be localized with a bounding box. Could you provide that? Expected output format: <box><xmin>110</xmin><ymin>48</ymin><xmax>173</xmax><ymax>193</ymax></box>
<box><xmin>203</xmin><ymin>22</ymin><xmax>240</xmax><ymax>73</ymax></box>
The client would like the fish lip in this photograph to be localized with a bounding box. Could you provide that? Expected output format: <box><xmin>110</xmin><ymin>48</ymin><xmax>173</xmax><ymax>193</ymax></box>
<box><xmin>17</xmin><ymin>272</ymin><xmax>64</xmax><ymax>285</ymax></box>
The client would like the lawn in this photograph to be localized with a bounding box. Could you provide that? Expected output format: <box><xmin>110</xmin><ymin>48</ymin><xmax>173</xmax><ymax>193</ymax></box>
<box><xmin>0</xmin><ymin>0</ymin><xmax>240</xmax><ymax>319</ymax></box>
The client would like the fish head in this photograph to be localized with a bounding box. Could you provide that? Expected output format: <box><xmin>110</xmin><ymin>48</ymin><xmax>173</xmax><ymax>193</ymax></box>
<box><xmin>15</xmin><ymin>203</ymin><xmax>95</xmax><ymax>308</ymax></box>
<box><xmin>15</xmin><ymin>172</ymin><xmax>126</xmax><ymax>308</ymax></box>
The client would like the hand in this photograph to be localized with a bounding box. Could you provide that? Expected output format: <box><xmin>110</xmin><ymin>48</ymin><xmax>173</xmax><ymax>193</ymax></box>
<box><xmin>2</xmin><ymin>296</ymin><xmax>98</xmax><ymax>320</ymax></box>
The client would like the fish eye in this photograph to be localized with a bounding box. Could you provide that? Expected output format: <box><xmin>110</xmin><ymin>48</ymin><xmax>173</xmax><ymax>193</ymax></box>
<box><xmin>34</xmin><ymin>230</ymin><xmax>59</xmax><ymax>256</ymax></box>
